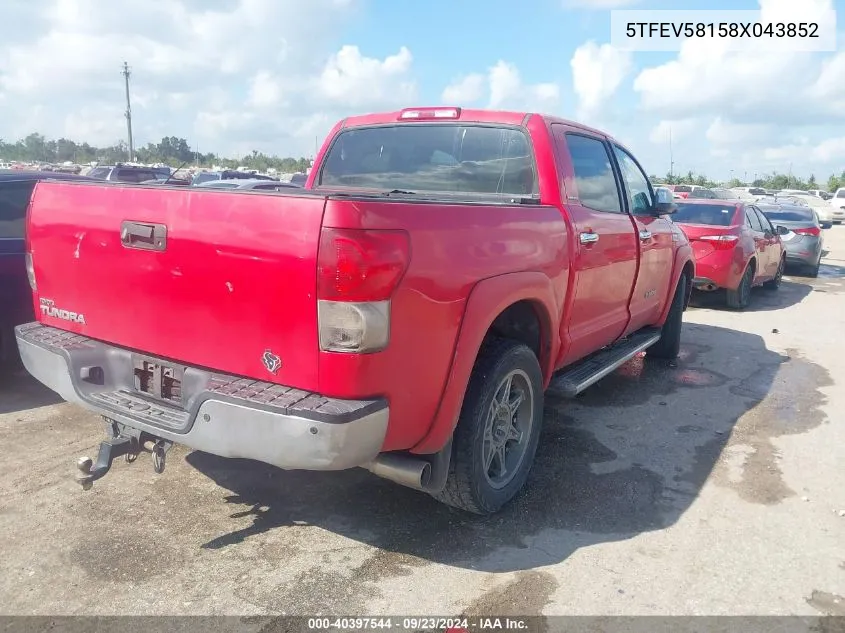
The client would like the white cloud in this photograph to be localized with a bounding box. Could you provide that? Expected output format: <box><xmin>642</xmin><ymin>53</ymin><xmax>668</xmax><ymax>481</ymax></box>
<box><xmin>648</xmin><ymin>119</ymin><xmax>698</xmax><ymax>145</ymax></box>
<box><xmin>761</xmin><ymin>137</ymin><xmax>845</xmax><ymax>164</ymax></box>
<box><xmin>704</xmin><ymin>118</ymin><xmax>776</xmax><ymax>147</ymax></box>
<box><xmin>570</xmin><ymin>41</ymin><xmax>632</xmax><ymax>120</ymax></box>
<box><xmin>0</xmin><ymin>0</ymin><xmax>416</xmax><ymax>157</ymax></box>
<box><xmin>316</xmin><ymin>45</ymin><xmax>416</xmax><ymax>107</ymax></box>
<box><xmin>247</xmin><ymin>71</ymin><xmax>286</xmax><ymax>109</ymax></box>
<box><xmin>441</xmin><ymin>74</ymin><xmax>486</xmax><ymax>104</ymax></box>
<box><xmin>633</xmin><ymin>0</ymin><xmax>842</xmax><ymax>125</ymax></box>
<box><xmin>625</xmin><ymin>0</ymin><xmax>845</xmax><ymax>179</ymax></box>
<box><xmin>439</xmin><ymin>62</ymin><xmax>560</xmax><ymax>112</ymax></box>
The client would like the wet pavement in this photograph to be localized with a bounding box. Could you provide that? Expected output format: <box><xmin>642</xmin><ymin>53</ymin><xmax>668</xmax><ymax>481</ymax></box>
<box><xmin>1</xmin><ymin>230</ymin><xmax>844</xmax><ymax>617</ymax></box>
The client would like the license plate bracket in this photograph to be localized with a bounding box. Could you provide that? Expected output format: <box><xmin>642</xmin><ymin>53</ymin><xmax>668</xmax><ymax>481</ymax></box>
<box><xmin>132</xmin><ymin>356</ymin><xmax>184</xmax><ymax>405</ymax></box>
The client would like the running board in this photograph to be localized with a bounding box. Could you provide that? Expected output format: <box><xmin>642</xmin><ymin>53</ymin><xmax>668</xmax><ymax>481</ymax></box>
<box><xmin>547</xmin><ymin>327</ymin><xmax>662</xmax><ymax>398</ymax></box>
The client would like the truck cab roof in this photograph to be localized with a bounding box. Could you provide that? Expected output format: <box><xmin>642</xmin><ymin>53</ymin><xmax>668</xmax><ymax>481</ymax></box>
<box><xmin>339</xmin><ymin>107</ymin><xmax>618</xmax><ymax>143</ymax></box>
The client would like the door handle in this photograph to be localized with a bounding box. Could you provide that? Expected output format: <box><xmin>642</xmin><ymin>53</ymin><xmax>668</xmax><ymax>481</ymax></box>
<box><xmin>579</xmin><ymin>232</ymin><xmax>599</xmax><ymax>244</ymax></box>
<box><xmin>639</xmin><ymin>230</ymin><xmax>652</xmax><ymax>241</ymax></box>
<box><xmin>120</xmin><ymin>221</ymin><xmax>167</xmax><ymax>251</ymax></box>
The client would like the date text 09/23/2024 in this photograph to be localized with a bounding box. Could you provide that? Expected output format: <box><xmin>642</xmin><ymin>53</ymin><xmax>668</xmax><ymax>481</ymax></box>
<box><xmin>306</xmin><ymin>617</ymin><xmax>530</xmax><ymax>630</ymax></box>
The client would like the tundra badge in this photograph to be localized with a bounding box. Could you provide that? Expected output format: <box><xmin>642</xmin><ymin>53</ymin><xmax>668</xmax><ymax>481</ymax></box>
<box><xmin>262</xmin><ymin>350</ymin><xmax>282</xmax><ymax>374</ymax></box>
<box><xmin>39</xmin><ymin>298</ymin><xmax>86</xmax><ymax>324</ymax></box>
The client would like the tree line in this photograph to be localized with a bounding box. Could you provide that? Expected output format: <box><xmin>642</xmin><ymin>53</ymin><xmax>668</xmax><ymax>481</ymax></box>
<box><xmin>650</xmin><ymin>170</ymin><xmax>845</xmax><ymax>193</ymax></box>
<box><xmin>2</xmin><ymin>132</ymin><xmax>843</xmax><ymax>190</ymax></box>
<box><xmin>0</xmin><ymin>133</ymin><xmax>312</xmax><ymax>174</ymax></box>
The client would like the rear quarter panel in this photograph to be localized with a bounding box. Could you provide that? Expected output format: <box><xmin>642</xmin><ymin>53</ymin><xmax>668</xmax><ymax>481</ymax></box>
<box><xmin>319</xmin><ymin>198</ymin><xmax>568</xmax><ymax>451</ymax></box>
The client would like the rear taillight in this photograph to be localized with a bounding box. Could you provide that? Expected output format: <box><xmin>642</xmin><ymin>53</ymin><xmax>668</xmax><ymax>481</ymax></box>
<box><xmin>316</xmin><ymin>228</ymin><xmax>410</xmax><ymax>353</ymax></box>
<box><xmin>25</xmin><ymin>252</ymin><xmax>36</xmax><ymax>290</ymax></box>
<box><xmin>794</xmin><ymin>226</ymin><xmax>821</xmax><ymax>237</ymax></box>
<box><xmin>698</xmin><ymin>235</ymin><xmax>739</xmax><ymax>250</ymax></box>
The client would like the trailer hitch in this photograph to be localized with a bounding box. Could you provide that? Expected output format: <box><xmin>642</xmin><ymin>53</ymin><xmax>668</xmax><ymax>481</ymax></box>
<box><xmin>75</xmin><ymin>418</ymin><xmax>173</xmax><ymax>490</ymax></box>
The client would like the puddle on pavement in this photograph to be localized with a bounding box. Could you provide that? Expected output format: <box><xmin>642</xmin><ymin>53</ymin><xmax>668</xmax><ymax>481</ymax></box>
<box><xmin>562</xmin><ymin>340</ymin><xmax>728</xmax><ymax>409</ymax></box>
<box><xmin>460</xmin><ymin>570</ymin><xmax>557</xmax><ymax>619</ymax></box>
<box><xmin>69</xmin><ymin>527</ymin><xmax>185</xmax><ymax>583</ymax></box>
<box><xmin>817</xmin><ymin>262</ymin><xmax>845</xmax><ymax>279</ymax></box>
<box><xmin>711</xmin><ymin>349</ymin><xmax>833</xmax><ymax>505</ymax></box>
<box><xmin>806</xmin><ymin>590</ymin><xmax>845</xmax><ymax>616</ymax></box>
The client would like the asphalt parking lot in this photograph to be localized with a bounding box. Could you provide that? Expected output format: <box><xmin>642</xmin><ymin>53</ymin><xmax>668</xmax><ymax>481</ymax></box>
<box><xmin>1</xmin><ymin>231</ymin><xmax>844</xmax><ymax>618</ymax></box>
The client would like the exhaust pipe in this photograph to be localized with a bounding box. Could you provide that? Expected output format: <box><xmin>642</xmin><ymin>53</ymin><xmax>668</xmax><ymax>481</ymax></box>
<box><xmin>364</xmin><ymin>453</ymin><xmax>432</xmax><ymax>491</ymax></box>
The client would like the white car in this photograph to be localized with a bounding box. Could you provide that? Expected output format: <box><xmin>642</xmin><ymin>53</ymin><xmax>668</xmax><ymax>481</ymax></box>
<box><xmin>776</xmin><ymin>193</ymin><xmax>835</xmax><ymax>225</ymax></box>
<box><xmin>829</xmin><ymin>188</ymin><xmax>845</xmax><ymax>224</ymax></box>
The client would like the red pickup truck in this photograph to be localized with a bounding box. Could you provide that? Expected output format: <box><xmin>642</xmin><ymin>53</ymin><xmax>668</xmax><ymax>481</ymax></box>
<box><xmin>16</xmin><ymin>107</ymin><xmax>694</xmax><ymax>514</ymax></box>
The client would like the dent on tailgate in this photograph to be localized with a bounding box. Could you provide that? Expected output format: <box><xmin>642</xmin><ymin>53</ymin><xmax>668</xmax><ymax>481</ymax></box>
<box><xmin>28</xmin><ymin>181</ymin><xmax>328</xmax><ymax>391</ymax></box>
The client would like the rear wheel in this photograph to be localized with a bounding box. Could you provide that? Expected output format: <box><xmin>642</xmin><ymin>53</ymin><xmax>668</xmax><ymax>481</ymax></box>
<box><xmin>807</xmin><ymin>258</ymin><xmax>820</xmax><ymax>278</ymax></box>
<box><xmin>726</xmin><ymin>264</ymin><xmax>753</xmax><ymax>310</ymax></box>
<box><xmin>433</xmin><ymin>338</ymin><xmax>543</xmax><ymax>515</ymax></box>
<box><xmin>647</xmin><ymin>273</ymin><xmax>686</xmax><ymax>360</ymax></box>
<box><xmin>763</xmin><ymin>256</ymin><xmax>785</xmax><ymax>290</ymax></box>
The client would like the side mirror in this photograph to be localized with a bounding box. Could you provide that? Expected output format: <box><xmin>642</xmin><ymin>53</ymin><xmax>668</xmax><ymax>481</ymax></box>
<box><xmin>776</xmin><ymin>225</ymin><xmax>789</xmax><ymax>235</ymax></box>
<box><xmin>653</xmin><ymin>187</ymin><xmax>677</xmax><ymax>215</ymax></box>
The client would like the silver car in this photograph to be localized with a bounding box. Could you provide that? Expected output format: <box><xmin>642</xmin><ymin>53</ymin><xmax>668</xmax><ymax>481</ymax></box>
<box><xmin>757</xmin><ymin>203</ymin><xmax>824</xmax><ymax>277</ymax></box>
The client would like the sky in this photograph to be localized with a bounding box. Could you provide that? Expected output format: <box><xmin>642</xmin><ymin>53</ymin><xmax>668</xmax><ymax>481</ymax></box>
<box><xmin>0</xmin><ymin>0</ymin><xmax>843</xmax><ymax>181</ymax></box>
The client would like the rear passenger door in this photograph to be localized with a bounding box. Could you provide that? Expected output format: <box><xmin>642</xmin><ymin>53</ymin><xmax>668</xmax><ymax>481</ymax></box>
<box><xmin>551</xmin><ymin>126</ymin><xmax>639</xmax><ymax>364</ymax></box>
<box><xmin>746</xmin><ymin>206</ymin><xmax>772</xmax><ymax>281</ymax></box>
<box><xmin>610</xmin><ymin>145</ymin><xmax>675</xmax><ymax>332</ymax></box>
<box><xmin>750</xmin><ymin>206</ymin><xmax>779</xmax><ymax>278</ymax></box>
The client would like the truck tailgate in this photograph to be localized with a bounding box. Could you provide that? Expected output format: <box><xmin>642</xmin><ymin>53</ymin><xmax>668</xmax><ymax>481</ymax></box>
<box><xmin>28</xmin><ymin>181</ymin><xmax>327</xmax><ymax>390</ymax></box>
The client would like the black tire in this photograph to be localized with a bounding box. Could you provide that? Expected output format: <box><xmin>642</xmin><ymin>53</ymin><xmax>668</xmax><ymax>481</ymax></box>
<box><xmin>763</xmin><ymin>256</ymin><xmax>785</xmax><ymax>290</ymax></box>
<box><xmin>433</xmin><ymin>338</ymin><xmax>543</xmax><ymax>515</ymax></box>
<box><xmin>726</xmin><ymin>263</ymin><xmax>753</xmax><ymax>310</ymax></box>
<box><xmin>807</xmin><ymin>259</ymin><xmax>820</xmax><ymax>278</ymax></box>
<box><xmin>647</xmin><ymin>273</ymin><xmax>686</xmax><ymax>360</ymax></box>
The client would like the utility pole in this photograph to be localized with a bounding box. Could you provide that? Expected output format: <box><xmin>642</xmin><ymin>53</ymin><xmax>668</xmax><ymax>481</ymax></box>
<box><xmin>669</xmin><ymin>128</ymin><xmax>674</xmax><ymax>180</ymax></box>
<box><xmin>122</xmin><ymin>61</ymin><xmax>134</xmax><ymax>163</ymax></box>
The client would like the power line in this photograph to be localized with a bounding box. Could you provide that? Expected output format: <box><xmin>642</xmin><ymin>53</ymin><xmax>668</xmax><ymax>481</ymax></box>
<box><xmin>122</xmin><ymin>61</ymin><xmax>134</xmax><ymax>162</ymax></box>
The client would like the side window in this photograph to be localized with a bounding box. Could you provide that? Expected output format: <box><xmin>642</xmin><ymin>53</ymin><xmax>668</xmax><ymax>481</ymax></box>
<box><xmin>744</xmin><ymin>210</ymin><xmax>754</xmax><ymax>228</ymax></box>
<box><xmin>87</xmin><ymin>167</ymin><xmax>110</xmax><ymax>179</ymax></box>
<box><xmin>747</xmin><ymin>207</ymin><xmax>765</xmax><ymax>232</ymax></box>
<box><xmin>612</xmin><ymin>145</ymin><xmax>654</xmax><ymax>215</ymax></box>
<box><xmin>565</xmin><ymin>134</ymin><xmax>622</xmax><ymax>213</ymax></box>
<box><xmin>0</xmin><ymin>181</ymin><xmax>36</xmax><ymax>239</ymax></box>
<box><xmin>754</xmin><ymin>208</ymin><xmax>775</xmax><ymax>233</ymax></box>
<box><xmin>115</xmin><ymin>169</ymin><xmax>152</xmax><ymax>183</ymax></box>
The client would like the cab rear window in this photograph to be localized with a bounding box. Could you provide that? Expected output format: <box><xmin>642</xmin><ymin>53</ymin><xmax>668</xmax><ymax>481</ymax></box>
<box><xmin>318</xmin><ymin>124</ymin><xmax>538</xmax><ymax>197</ymax></box>
<box><xmin>671</xmin><ymin>203</ymin><xmax>738</xmax><ymax>226</ymax></box>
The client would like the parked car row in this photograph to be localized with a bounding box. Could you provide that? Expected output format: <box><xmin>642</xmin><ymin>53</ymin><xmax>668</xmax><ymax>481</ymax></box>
<box><xmin>660</xmin><ymin>196</ymin><xmax>824</xmax><ymax>308</ymax></box>
<box><xmin>658</xmin><ymin>183</ymin><xmax>843</xmax><ymax>226</ymax></box>
<box><xmin>77</xmin><ymin>163</ymin><xmax>311</xmax><ymax>189</ymax></box>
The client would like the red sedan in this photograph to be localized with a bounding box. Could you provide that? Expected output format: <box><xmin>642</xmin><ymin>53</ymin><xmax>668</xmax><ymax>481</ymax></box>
<box><xmin>671</xmin><ymin>200</ymin><xmax>786</xmax><ymax>309</ymax></box>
